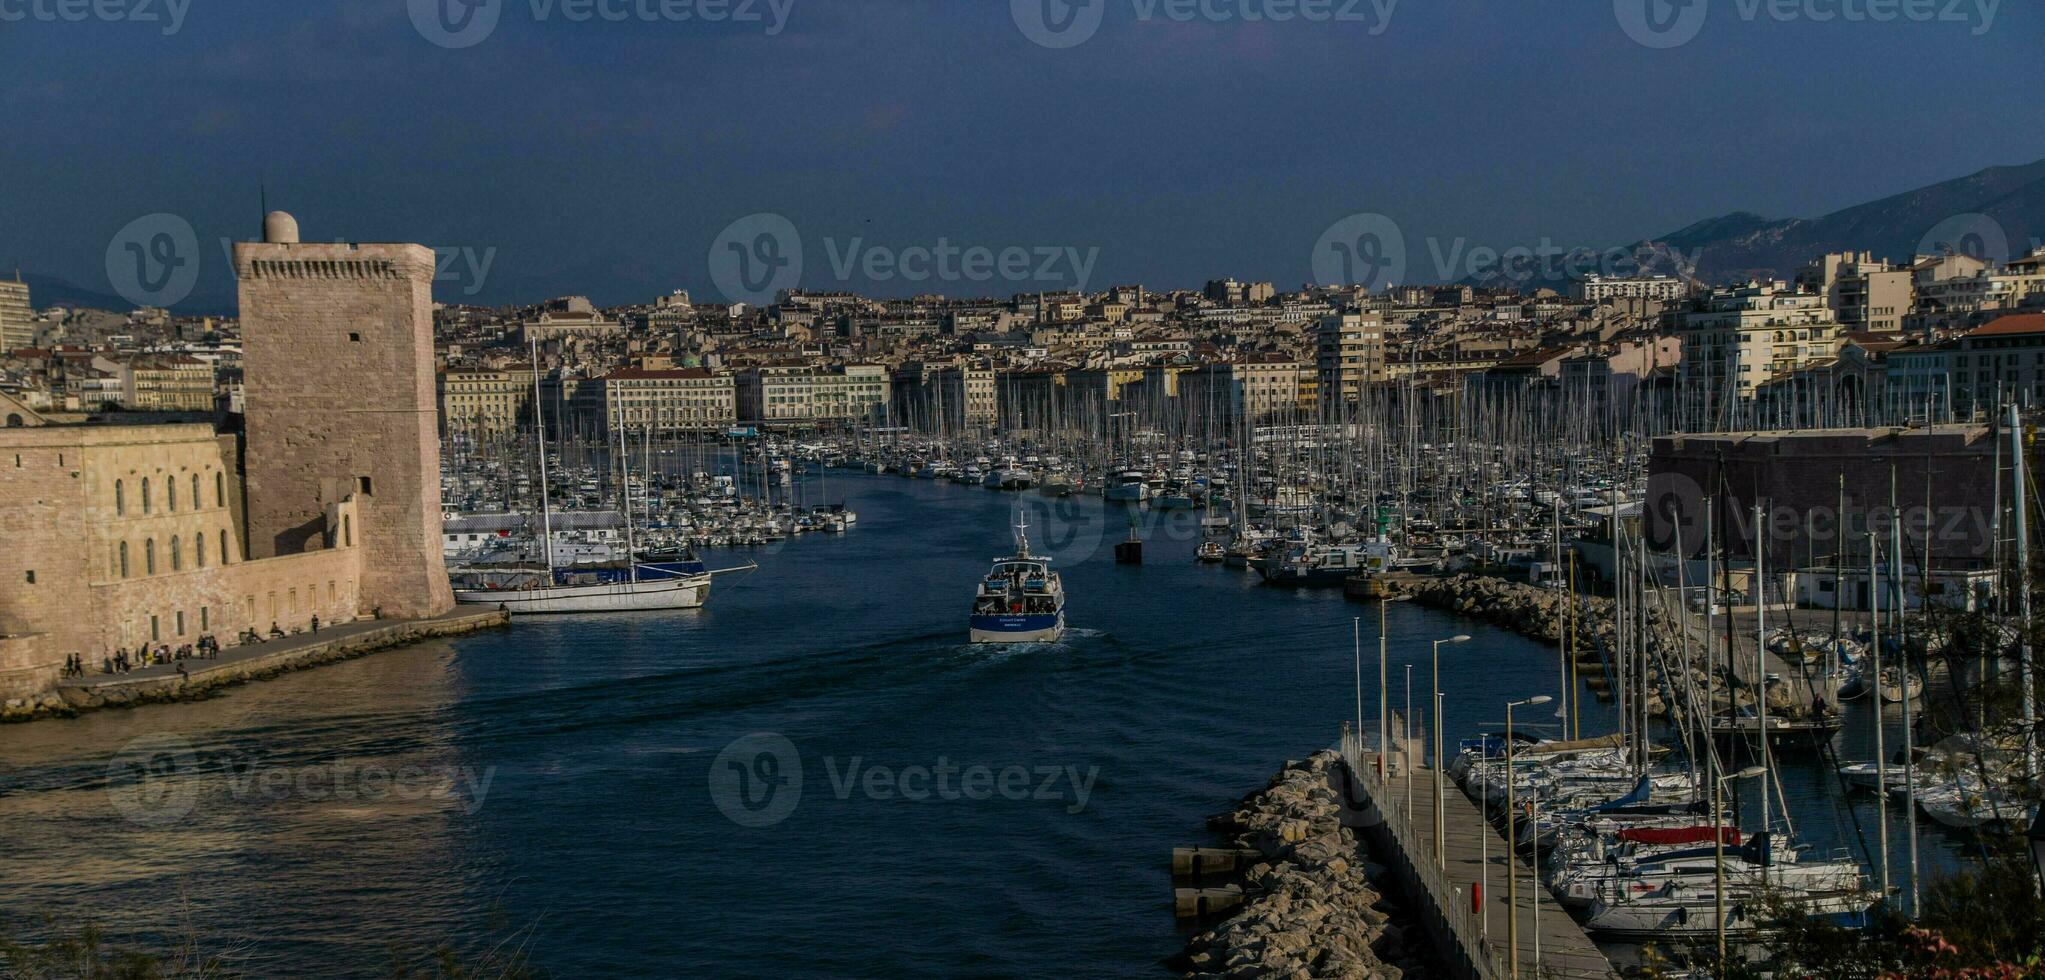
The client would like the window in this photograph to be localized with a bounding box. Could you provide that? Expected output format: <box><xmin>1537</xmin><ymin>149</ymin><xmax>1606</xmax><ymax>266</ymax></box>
<box><xmin>141</xmin><ymin>478</ymin><xmax>151</xmax><ymax>514</ymax></box>
<box><xmin>167</xmin><ymin>478</ymin><xmax>176</xmax><ymax>511</ymax></box>
<box><xmin>191</xmin><ymin>474</ymin><xmax>200</xmax><ymax>509</ymax></box>
<box><xmin>115</xmin><ymin>480</ymin><xmax>125</xmax><ymax>515</ymax></box>
<box><xmin>24</xmin><ymin>570</ymin><xmax>34</xmax><ymax>584</ymax></box>
<box><xmin>175</xmin><ymin>611</ymin><xmax>184</xmax><ymax>636</ymax></box>
<box><xmin>195</xmin><ymin>533</ymin><xmax>206</xmax><ymax>568</ymax></box>
<box><xmin>220</xmin><ymin>529</ymin><xmax>230</xmax><ymax>564</ymax></box>
<box><xmin>170</xmin><ymin>537</ymin><xmax>181</xmax><ymax>571</ymax></box>
<box><xmin>150</xmin><ymin>615</ymin><xmax>160</xmax><ymax>642</ymax></box>
<box><xmin>118</xmin><ymin>542</ymin><xmax>129</xmax><ymax>578</ymax></box>
<box><xmin>348</xmin><ymin>332</ymin><xmax>362</xmax><ymax>342</ymax></box>
<box><xmin>144</xmin><ymin>539</ymin><xmax>156</xmax><ymax>575</ymax></box>
<box><xmin>215</xmin><ymin>471</ymin><xmax>225</xmax><ymax>507</ymax></box>
<box><xmin>200</xmin><ymin>607</ymin><xmax>208</xmax><ymax>631</ymax></box>
<box><xmin>343</xmin><ymin>515</ymin><xmax>352</xmax><ymax>547</ymax></box>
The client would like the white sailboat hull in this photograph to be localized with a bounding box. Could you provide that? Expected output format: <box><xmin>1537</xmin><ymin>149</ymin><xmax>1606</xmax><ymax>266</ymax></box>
<box><xmin>456</xmin><ymin>575</ymin><xmax>709</xmax><ymax>613</ymax></box>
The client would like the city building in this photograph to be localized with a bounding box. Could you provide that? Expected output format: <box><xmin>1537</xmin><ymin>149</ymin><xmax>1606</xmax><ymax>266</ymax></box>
<box><xmin>439</xmin><ymin>367</ymin><xmax>534</xmax><ymax>436</ymax></box>
<box><xmin>735</xmin><ymin>364</ymin><xmax>889</xmax><ymax>425</ymax></box>
<box><xmin>1576</xmin><ymin>275</ymin><xmax>1689</xmax><ymax>303</ymax></box>
<box><xmin>0</xmin><ymin>276</ymin><xmax>32</xmax><ymax>350</ymax></box>
<box><xmin>598</xmin><ymin>366</ymin><xmax>738</xmax><ymax>431</ymax></box>
<box><xmin>1315</xmin><ymin>312</ymin><xmax>1387</xmax><ymax>404</ymax></box>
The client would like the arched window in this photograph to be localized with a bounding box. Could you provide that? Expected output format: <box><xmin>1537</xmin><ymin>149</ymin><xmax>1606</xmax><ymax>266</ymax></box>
<box><xmin>215</xmin><ymin>471</ymin><xmax>225</xmax><ymax>508</ymax></box>
<box><xmin>118</xmin><ymin>541</ymin><xmax>129</xmax><ymax>579</ymax></box>
<box><xmin>219</xmin><ymin>529</ymin><xmax>229</xmax><ymax>565</ymax></box>
<box><xmin>4</xmin><ymin>413</ymin><xmax>21</xmax><ymax>427</ymax></box>
<box><xmin>141</xmin><ymin>478</ymin><xmax>151</xmax><ymax>514</ymax></box>
<box><xmin>195</xmin><ymin>532</ymin><xmax>206</xmax><ymax>568</ymax></box>
<box><xmin>167</xmin><ymin>477</ymin><xmax>177</xmax><ymax>511</ymax></box>
<box><xmin>144</xmin><ymin>538</ymin><xmax>156</xmax><ymax>575</ymax></box>
<box><xmin>343</xmin><ymin>514</ymin><xmax>352</xmax><ymax>547</ymax></box>
<box><xmin>170</xmin><ymin>536</ymin><xmax>182</xmax><ymax>571</ymax></box>
<box><xmin>115</xmin><ymin>479</ymin><xmax>125</xmax><ymax>516</ymax></box>
<box><xmin>191</xmin><ymin>474</ymin><xmax>200</xmax><ymax>510</ymax></box>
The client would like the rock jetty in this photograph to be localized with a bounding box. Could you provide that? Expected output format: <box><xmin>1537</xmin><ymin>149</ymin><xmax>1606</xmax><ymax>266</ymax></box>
<box><xmin>1174</xmin><ymin>750</ymin><xmax>1432</xmax><ymax>979</ymax></box>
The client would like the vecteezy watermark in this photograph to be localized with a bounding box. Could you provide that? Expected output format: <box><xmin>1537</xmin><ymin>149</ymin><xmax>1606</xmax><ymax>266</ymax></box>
<box><xmin>1614</xmin><ymin>0</ymin><xmax>1998</xmax><ymax>49</ymax></box>
<box><xmin>1914</xmin><ymin>212</ymin><xmax>2015</xmax><ymax>268</ymax></box>
<box><xmin>409</xmin><ymin>0</ymin><xmax>794</xmax><ymax>48</ymax></box>
<box><xmin>0</xmin><ymin>0</ymin><xmax>190</xmax><ymax>34</ymax></box>
<box><xmin>107</xmin><ymin>213</ymin><xmax>200</xmax><ymax>310</ymax></box>
<box><xmin>106</xmin><ymin>734</ymin><xmax>498</xmax><ymax>827</ymax></box>
<box><xmin>1011</xmin><ymin>0</ymin><xmax>1397</xmax><ymax>49</ymax></box>
<box><xmin>1310</xmin><ymin>212</ymin><xmax>1702</xmax><ymax>290</ymax></box>
<box><xmin>706</xmin><ymin>212</ymin><xmax>1101</xmax><ymax>306</ymax></box>
<box><xmin>707</xmin><ymin>733</ymin><xmax>1101</xmax><ymax>827</ymax></box>
<box><xmin>1641</xmin><ymin>470</ymin><xmax>2001</xmax><ymax>559</ymax></box>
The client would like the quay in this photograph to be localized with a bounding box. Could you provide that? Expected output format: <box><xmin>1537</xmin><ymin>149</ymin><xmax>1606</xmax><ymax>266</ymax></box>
<box><xmin>2</xmin><ymin>608</ymin><xmax>509</xmax><ymax>722</ymax></box>
<box><xmin>1337</xmin><ymin>730</ymin><xmax>1618</xmax><ymax>980</ymax></box>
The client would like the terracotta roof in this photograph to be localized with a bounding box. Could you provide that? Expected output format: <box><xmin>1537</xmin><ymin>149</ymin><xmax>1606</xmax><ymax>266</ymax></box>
<box><xmin>1966</xmin><ymin>313</ymin><xmax>2045</xmax><ymax>338</ymax></box>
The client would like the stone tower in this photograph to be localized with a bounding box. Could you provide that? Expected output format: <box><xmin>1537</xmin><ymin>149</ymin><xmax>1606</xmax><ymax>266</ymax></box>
<box><xmin>234</xmin><ymin>212</ymin><xmax>453</xmax><ymax>618</ymax></box>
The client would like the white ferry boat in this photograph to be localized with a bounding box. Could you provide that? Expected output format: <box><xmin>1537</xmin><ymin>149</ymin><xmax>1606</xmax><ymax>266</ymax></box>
<box><xmin>968</xmin><ymin>517</ymin><xmax>1066</xmax><ymax>643</ymax></box>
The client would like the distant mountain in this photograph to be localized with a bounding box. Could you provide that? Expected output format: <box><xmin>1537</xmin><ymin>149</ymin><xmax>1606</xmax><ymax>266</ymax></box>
<box><xmin>15</xmin><ymin>273</ymin><xmax>134</xmax><ymax>314</ymax></box>
<box><xmin>1647</xmin><ymin>158</ymin><xmax>2045</xmax><ymax>283</ymax></box>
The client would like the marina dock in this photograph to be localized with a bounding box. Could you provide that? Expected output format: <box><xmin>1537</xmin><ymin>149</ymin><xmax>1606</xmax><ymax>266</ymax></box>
<box><xmin>1339</xmin><ymin>731</ymin><xmax>1618</xmax><ymax>979</ymax></box>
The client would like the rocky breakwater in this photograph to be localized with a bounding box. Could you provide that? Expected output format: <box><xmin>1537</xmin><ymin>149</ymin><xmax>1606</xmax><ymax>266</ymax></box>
<box><xmin>1392</xmin><ymin>574</ymin><xmax>1811</xmax><ymax>721</ymax></box>
<box><xmin>1173</xmin><ymin>750</ymin><xmax>1432</xmax><ymax>979</ymax></box>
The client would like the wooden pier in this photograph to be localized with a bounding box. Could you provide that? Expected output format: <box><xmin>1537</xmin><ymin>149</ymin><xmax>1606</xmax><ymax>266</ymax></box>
<box><xmin>1338</xmin><ymin>731</ymin><xmax>1618</xmax><ymax>979</ymax></box>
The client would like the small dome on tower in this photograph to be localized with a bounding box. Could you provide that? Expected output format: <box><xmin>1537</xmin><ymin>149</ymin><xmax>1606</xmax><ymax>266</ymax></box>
<box><xmin>263</xmin><ymin>211</ymin><xmax>300</xmax><ymax>244</ymax></box>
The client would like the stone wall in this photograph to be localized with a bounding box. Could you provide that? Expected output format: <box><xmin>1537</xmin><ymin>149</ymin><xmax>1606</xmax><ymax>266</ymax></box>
<box><xmin>235</xmin><ymin>238</ymin><xmax>453</xmax><ymax>619</ymax></box>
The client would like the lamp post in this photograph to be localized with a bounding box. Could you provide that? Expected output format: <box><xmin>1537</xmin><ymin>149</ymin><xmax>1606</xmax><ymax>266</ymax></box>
<box><xmin>1716</xmin><ymin>764</ymin><xmax>1767</xmax><ymax>972</ymax></box>
<box><xmin>1433</xmin><ymin>634</ymin><xmax>1472</xmax><ymax>866</ymax></box>
<box><xmin>1504</xmin><ymin>694</ymin><xmax>1552</xmax><ymax>979</ymax></box>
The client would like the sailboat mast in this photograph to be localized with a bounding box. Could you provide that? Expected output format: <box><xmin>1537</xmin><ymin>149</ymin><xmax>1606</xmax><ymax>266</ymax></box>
<box><xmin>530</xmin><ymin>336</ymin><xmax>555</xmax><ymax>571</ymax></box>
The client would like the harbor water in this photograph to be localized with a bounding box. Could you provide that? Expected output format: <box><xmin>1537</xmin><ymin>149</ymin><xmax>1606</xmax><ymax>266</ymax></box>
<box><xmin>0</xmin><ymin>471</ymin><xmax>1975</xmax><ymax>976</ymax></box>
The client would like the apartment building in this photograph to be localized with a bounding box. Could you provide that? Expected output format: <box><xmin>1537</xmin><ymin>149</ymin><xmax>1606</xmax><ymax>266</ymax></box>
<box><xmin>1576</xmin><ymin>275</ymin><xmax>1689</xmax><ymax>303</ymax></box>
<box><xmin>1177</xmin><ymin>356</ymin><xmax>1306</xmax><ymax>430</ymax></box>
<box><xmin>438</xmin><ymin>367</ymin><xmax>532</xmax><ymax>435</ymax></box>
<box><xmin>1315</xmin><ymin>312</ymin><xmax>1387</xmax><ymax>403</ymax></box>
<box><xmin>0</xmin><ymin>277</ymin><xmax>32</xmax><ymax>350</ymax></box>
<box><xmin>117</xmin><ymin>355</ymin><xmax>214</xmax><ymax>412</ymax></box>
<box><xmin>736</xmin><ymin>364</ymin><xmax>889</xmax><ymax>425</ymax></box>
<box><xmin>1676</xmin><ymin>282</ymin><xmax>1842</xmax><ymax>414</ymax></box>
<box><xmin>600</xmin><ymin>366</ymin><xmax>738</xmax><ymax>431</ymax></box>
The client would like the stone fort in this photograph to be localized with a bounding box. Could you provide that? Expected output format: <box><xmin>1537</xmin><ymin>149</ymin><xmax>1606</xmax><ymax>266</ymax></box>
<box><xmin>0</xmin><ymin>212</ymin><xmax>453</xmax><ymax>698</ymax></box>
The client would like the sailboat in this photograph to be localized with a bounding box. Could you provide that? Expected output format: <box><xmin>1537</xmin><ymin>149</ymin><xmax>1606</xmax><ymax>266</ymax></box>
<box><xmin>454</xmin><ymin>339</ymin><xmax>743</xmax><ymax>614</ymax></box>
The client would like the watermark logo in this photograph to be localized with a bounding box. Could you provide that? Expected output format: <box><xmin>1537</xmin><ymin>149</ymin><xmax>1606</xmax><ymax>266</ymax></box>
<box><xmin>409</xmin><ymin>0</ymin><xmax>794</xmax><ymax>46</ymax></box>
<box><xmin>1616</xmin><ymin>0</ymin><xmax>1998</xmax><ymax>49</ymax></box>
<box><xmin>1916</xmin><ymin>212</ymin><xmax>2010</xmax><ymax>267</ymax></box>
<box><xmin>709</xmin><ymin>732</ymin><xmax>803</xmax><ymax>827</ymax></box>
<box><xmin>1013</xmin><ymin>0</ymin><xmax>1397</xmax><ymax>48</ymax></box>
<box><xmin>1011</xmin><ymin>0</ymin><xmax>1106</xmax><ymax>48</ymax></box>
<box><xmin>107</xmin><ymin>733</ymin><xmax>200</xmax><ymax>828</ymax></box>
<box><xmin>106</xmin><ymin>213</ymin><xmax>200</xmax><ymax>310</ymax></box>
<box><xmin>409</xmin><ymin>0</ymin><xmax>503</xmax><ymax>48</ymax></box>
<box><xmin>0</xmin><ymin>0</ymin><xmax>191</xmax><ymax>34</ymax></box>
<box><xmin>1614</xmin><ymin>0</ymin><xmax>1708</xmax><ymax>48</ymax></box>
<box><xmin>1312</xmin><ymin>213</ymin><xmax>1407</xmax><ymax>291</ymax></box>
<box><xmin>709</xmin><ymin>212</ymin><xmax>803</xmax><ymax>308</ymax></box>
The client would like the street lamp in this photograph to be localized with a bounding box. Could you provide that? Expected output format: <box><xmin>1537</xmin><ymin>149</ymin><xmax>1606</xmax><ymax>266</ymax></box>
<box><xmin>1433</xmin><ymin>634</ymin><xmax>1472</xmax><ymax>866</ymax></box>
<box><xmin>1716</xmin><ymin>764</ymin><xmax>1767</xmax><ymax>972</ymax></box>
<box><xmin>1504</xmin><ymin>694</ymin><xmax>1552</xmax><ymax>980</ymax></box>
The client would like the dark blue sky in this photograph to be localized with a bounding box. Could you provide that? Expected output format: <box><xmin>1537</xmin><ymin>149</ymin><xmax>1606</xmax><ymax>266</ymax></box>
<box><xmin>3</xmin><ymin>0</ymin><xmax>2040</xmax><ymax>310</ymax></box>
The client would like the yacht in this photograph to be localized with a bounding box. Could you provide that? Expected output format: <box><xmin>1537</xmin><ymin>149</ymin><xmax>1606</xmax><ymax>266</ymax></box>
<box><xmin>1103</xmin><ymin>469</ymin><xmax>1149</xmax><ymax>502</ymax></box>
<box><xmin>969</xmin><ymin>517</ymin><xmax>1066</xmax><ymax>643</ymax></box>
